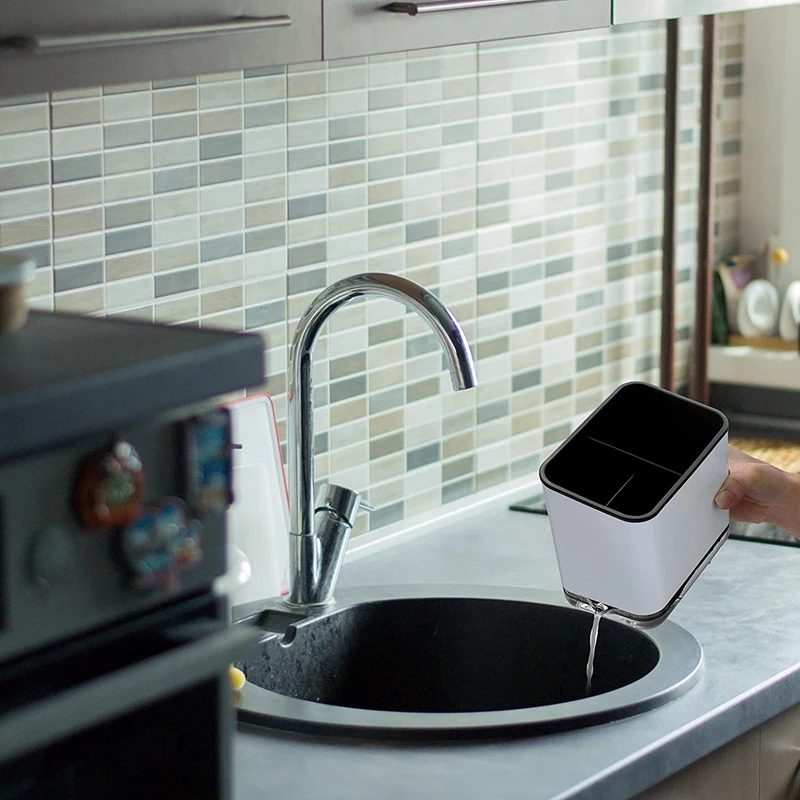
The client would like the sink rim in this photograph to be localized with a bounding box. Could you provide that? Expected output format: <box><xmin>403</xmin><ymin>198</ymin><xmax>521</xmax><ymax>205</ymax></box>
<box><xmin>233</xmin><ymin>584</ymin><xmax>703</xmax><ymax>740</ymax></box>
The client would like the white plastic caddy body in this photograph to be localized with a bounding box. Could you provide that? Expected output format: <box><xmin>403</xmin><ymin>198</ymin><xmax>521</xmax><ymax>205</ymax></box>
<box><xmin>540</xmin><ymin>382</ymin><xmax>730</xmax><ymax>627</ymax></box>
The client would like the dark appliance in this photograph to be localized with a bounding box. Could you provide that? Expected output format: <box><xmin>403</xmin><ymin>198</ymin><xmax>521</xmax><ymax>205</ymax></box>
<box><xmin>0</xmin><ymin>311</ymin><xmax>264</xmax><ymax>799</ymax></box>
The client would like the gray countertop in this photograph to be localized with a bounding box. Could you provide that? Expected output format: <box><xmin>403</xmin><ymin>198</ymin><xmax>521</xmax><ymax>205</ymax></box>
<box><xmin>234</xmin><ymin>491</ymin><xmax>800</xmax><ymax>800</ymax></box>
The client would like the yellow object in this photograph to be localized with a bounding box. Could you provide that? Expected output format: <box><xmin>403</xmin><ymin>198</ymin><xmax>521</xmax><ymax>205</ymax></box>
<box><xmin>771</xmin><ymin>247</ymin><xmax>789</xmax><ymax>265</ymax></box>
<box><xmin>229</xmin><ymin>665</ymin><xmax>246</xmax><ymax>691</ymax></box>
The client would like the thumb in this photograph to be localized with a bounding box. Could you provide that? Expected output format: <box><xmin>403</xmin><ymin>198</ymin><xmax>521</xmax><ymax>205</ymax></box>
<box><xmin>715</xmin><ymin>467</ymin><xmax>749</xmax><ymax>510</ymax></box>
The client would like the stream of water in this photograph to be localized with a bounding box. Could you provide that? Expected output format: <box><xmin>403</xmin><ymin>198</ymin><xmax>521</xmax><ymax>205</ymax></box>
<box><xmin>585</xmin><ymin>610</ymin><xmax>602</xmax><ymax>695</ymax></box>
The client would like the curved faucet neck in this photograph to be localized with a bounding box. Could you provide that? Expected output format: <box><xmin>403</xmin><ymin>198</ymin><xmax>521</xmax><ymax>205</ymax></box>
<box><xmin>286</xmin><ymin>273</ymin><xmax>477</xmax><ymax>607</ymax></box>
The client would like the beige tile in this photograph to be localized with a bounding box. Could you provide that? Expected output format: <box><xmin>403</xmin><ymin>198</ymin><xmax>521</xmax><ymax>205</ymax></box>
<box><xmin>331</xmin><ymin>397</ymin><xmax>368</xmax><ymax>427</ymax></box>
<box><xmin>544</xmin><ymin>277</ymin><xmax>572</xmax><ymax>300</ymax></box>
<box><xmin>288</xmin><ymin>72</ymin><xmax>327</xmax><ymax>98</ymax></box>
<box><xmin>545</xmin><ymin>319</ymin><xmax>572</xmax><ymax>339</ymax></box>
<box><xmin>476</xmin><ymin>377</ymin><xmax>510</xmax><ymax>406</ymax></box>
<box><xmin>53</xmin><ymin>180</ymin><xmax>103</xmax><ymax>211</ymax></box>
<box><xmin>288</xmin><ymin>96</ymin><xmax>327</xmax><ymax>123</ymax></box>
<box><xmin>288</xmin><ymin>217</ymin><xmax>326</xmax><ymax>245</ymax></box>
<box><xmin>106</xmin><ymin>251</ymin><xmax>153</xmax><ymax>282</ymax></box>
<box><xmin>576</xmin><ymin>331</ymin><xmax>603</xmax><ymax>351</ymax></box>
<box><xmin>155</xmin><ymin>242</ymin><xmax>198</xmax><ymax>272</ymax></box>
<box><xmin>155</xmin><ymin>295</ymin><xmax>199</xmax><ymax>324</ymax></box>
<box><xmin>605</xmin><ymin>341</ymin><xmax>632</xmax><ymax>363</ymax></box>
<box><xmin>200</xmin><ymin>285</ymin><xmax>243</xmax><ymax>315</ymax></box>
<box><xmin>104</xmin><ymin>146</ymin><xmax>152</xmax><ymax>176</ymax></box>
<box><xmin>201</xmin><ymin>258</ymin><xmax>243</xmax><ymax>288</ymax></box>
<box><xmin>544</xmin><ymin>237</ymin><xmax>574</xmax><ymax>258</ymax></box>
<box><xmin>199</xmin><ymin>81</ymin><xmax>243</xmax><ymax>109</ymax></box>
<box><xmin>200</xmin><ymin>108</ymin><xmax>243</xmax><ymax>135</ymax></box>
<box><xmin>53</xmin><ymin>208</ymin><xmax>102</xmax><ymax>239</ymax></box>
<box><xmin>638</xmin><ymin>114</ymin><xmax>664</xmax><ymax>133</ymax></box>
<box><xmin>0</xmin><ymin>104</ymin><xmax>49</xmax><ymax>136</ymax></box>
<box><xmin>474</xmin><ymin>465</ymin><xmax>506</xmax><ymax>492</ymax></box>
<box><xmin>201</xmin><ymin>208</ymin><xmax>243</xmax><ymax>238</ymax></box>
<box><xmin>0</xmin><ymin>215</ymin><xmax>50</xmax><ymax>247</ymax></box>
<box><xmin>154</xmin><ymin>190</ymin><xmax>198</xmax><ymax>221</ymax></box>
<box><xmin>511</xmin><ymin>409</ymin><xmax>541</xmax><ymax>436</ymax></box>
<box><xmin>477</xmin><ymin>293</ymin><xmax>509</xmax><ymax>316</ymax></box>
<box><xmin>329</xmin><ymin>163</ymin><xmax>366</xmax><ymax>189</ymax></box>
<box><xmin>52</xmin><ymin>99</ymin><xmax>102</xmax><ymax>128</ymax></box>
<box><xmin>369</xmin><ymin>409</ymin><xmax>405</xmax><ymax>438</ymax></box>
<box><xmin>245</xmin><ymin>175</ymin><xmax>286</xmax><ymax>204</ymax></box>
<box><xmin>243</xmin><ymin>276</ymin><xmax>284</xmax><ymax>305</ymax></box>
<box><xmin>244</xmin><ymin>77</ymin><xmax>287</xmax><ymax>104</ymax></box>
<box><xmin>369</xmin><ymin>479</ymin><xmax>405</xmax><ymax>508</ymax></box>
<box><xmin>54</xmin><ymin>286</ymin><xmax>104</xmax><ymax>313</ymax></box>
<box><xmin>245</xmin><ymin>201</ymin><xmax>285</xmax><ymax>228</ymax></box>
<box><xmin>510</xmin><ymin>388</ymin><xmax>542</xmax><ymax>418</ymax></box>
<box><xmin>370</xmin><ymin>452</ymin><xmax>405</xmax><ymax>484</ymax></box>
<box><xmin>152</xmin><ymin>88</ymin><xmax>198</xmax><ymax>115</ymax></box>
<box><xmin>105</xmin><ymin>172</ymin><xmax>152</xmax><ymax>202</ymax></box>
<box><xmin>405</xmin><ymin>488</ymin><xmax>440</xmax><ymax>518</ymax></box>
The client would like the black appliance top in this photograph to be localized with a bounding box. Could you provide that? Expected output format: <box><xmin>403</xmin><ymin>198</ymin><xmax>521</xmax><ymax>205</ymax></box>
<box><xmin>0</xmin><ymin>311</ymin><xmax>265</xmax><ymax>462</ymax></box>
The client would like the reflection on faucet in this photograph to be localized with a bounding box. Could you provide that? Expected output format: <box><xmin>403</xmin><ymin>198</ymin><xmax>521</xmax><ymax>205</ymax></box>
<box><xmin>285</xmin><ymin>273</ymin><xmax>477</xmax><ymax>609</ymax></box>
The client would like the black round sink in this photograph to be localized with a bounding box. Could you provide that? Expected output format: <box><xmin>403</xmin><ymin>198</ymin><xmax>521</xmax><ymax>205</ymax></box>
<box><xmin>233</xmin><ymin>586</ymin><xmax>702</xmax><ymax>739</ymax></box>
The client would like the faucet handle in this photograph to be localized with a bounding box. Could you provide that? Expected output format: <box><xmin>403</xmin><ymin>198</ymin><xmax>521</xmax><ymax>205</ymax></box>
<box><xmin>315</xmin><ymin>483</ymin><xmax>372</xmax><ymax>528</ymax></box>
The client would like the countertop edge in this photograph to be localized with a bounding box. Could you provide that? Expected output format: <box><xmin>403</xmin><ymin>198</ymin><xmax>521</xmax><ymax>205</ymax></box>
<box><xmin>571</xmin><ymin>661</ymin><xmax>800</xmax><ymax>798</ymax></box>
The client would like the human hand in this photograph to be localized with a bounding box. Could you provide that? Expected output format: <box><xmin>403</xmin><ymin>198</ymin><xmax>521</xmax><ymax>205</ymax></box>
<box><xmin>715</xmin><ymin>446</ymin><xmax>800</xmax><ymax>536</ymax></box>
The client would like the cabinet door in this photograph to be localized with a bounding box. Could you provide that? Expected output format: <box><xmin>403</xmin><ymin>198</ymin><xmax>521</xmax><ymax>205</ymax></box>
<box><xmin>0</xmin><ymin>0</ymin><xmax>321</xmax><ymax>96</ymax></box>
<box><xmin>635</xmin><ymin>727</ymin><xmax>760</xmax><ymax>800</ymax></box>
<box><xmin>323</xmin><ymin>0</ymin><xmax>610</xmax><ymax>61</ymax></box>
<box><xmin>760</xmin><ymin>702</ymin><xmax>800</xmax><ymax>800</ymax></box>
<box><xmin>613</xmin><ymin>0</ymin><xmax>799</xmax><ymax>25</ymax></box>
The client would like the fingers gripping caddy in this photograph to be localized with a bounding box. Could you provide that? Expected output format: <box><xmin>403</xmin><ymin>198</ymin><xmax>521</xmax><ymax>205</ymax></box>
<box><xmin>540</xmin><ymin>382</ymin><xmax>730</xmax><ymax>628</ymax></box>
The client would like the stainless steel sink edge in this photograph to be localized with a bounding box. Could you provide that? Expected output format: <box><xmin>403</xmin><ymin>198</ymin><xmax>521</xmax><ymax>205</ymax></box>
<box><xmin>232</xmin><ymin>585</ymin><xmax>704</xmax><ymax>741</ymax></box>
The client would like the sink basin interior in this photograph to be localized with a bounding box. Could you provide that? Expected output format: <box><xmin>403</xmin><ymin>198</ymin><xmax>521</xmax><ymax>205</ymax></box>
<box><xmin>241</xmin><ymin>598</ymin><xmax>658</xmax><ymax>713</ymax></box>
<box><xmin>234</xmin><ymin>587</ymin><xmax>702</xmax><ymax>739</ymax></box>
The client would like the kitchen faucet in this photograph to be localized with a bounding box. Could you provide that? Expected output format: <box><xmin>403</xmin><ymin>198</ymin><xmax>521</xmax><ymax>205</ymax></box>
<box><xmin>285</xmin><ymin>273</ymin><xmax>477</xmax><ymax>608</ymax></box>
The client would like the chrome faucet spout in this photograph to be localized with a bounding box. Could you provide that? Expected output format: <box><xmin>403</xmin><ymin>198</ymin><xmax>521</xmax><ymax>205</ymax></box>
<box><xmin>285</xmin><ymin>273</ymin><xmax>477</xmax><ymax>608</ymax></box>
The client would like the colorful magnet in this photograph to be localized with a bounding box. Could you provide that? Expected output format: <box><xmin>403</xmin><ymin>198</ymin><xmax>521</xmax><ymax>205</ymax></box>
<box><xmin>182</xmin><ymin>408</ymin><xmax>233</xmax><ymax>515</ymax></box>
<box><xmin>119</xmin><ymin>498</ymin><xmax>203</xmax><ymax>592</ymax></box>
<box><xmin>74</xmin><ymin>439</ymin><xmax>145</xmax><ymax>530</ymax></box>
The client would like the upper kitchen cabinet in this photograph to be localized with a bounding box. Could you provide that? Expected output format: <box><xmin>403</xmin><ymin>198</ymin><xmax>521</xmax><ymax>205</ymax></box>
<box><xmin>0</xmin><ymin>0</ymin><xmax>321</xmax><ymax>96</ymax></box>
<box><xmin>323</xmin><ymin>0</ymin><xmax>610</xmax><ymax>61</ymax></box>
<box><xmin>613</xmin><ymin>0</ymin><xmax>798</xmax><ymax>24</ymax></box>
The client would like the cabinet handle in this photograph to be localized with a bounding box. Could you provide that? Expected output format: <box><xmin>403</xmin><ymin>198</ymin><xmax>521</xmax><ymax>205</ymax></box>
<box><xmin>1</xmin><ymin>15</ymin><xmax>291</xmax><ymax>53</ymax></box>
<box><xmin>384</xmin><ymin>0</ymin><xmax>549</xmax><ymax>15</ymax></box>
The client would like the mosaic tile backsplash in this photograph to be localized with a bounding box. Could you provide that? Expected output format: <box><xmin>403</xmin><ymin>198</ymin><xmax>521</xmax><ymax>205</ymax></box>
<box><xmin>0</xmin><ymin>17</ymin><xmax>744</xmax><ymax>536</ymax></box>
